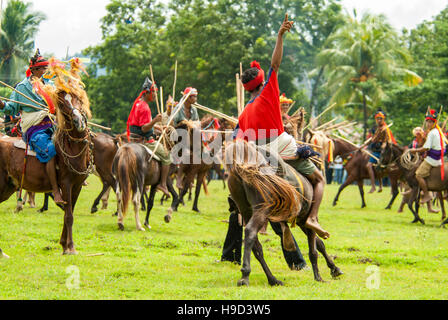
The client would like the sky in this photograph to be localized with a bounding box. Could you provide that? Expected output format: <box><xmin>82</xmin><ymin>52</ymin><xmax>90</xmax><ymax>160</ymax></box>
<box><xmin>20</xmin><ymin>0</ymin><xmax>448</xmax><ymax>58</ymax></box>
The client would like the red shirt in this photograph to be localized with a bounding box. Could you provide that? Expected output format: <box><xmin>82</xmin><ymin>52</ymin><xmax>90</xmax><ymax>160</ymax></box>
<box><xmin>237</xmin><ymin>68</ymin><xmax>284</xmax><ymax>141</ymax></box>
<box><xmin>128</xmin><ymin>99</ymin><xmax>152</xmax><ymax>127</ymax></box>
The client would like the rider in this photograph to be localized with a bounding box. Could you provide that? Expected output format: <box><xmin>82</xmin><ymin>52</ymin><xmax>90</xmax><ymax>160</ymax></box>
<box><xmin>234</xmin><ymin>14</ymin><xmax>329</xmax><ymax>240</ymax></box>
<box><xmin>172</xmin><ymin>87</ymin><xmax>200</xmax><ymax>189</ymax></box>
<box><xmin>0</xmin><ymin>49</ymin><xmax>65</xmax><ymax>205</ymax></box>
<box><xmin>280</xmin><ymin>93</ymin><xmax>293</xmax><ymax>122</ymax></box>
<box><xmin>411</xmin><ymin>109</ymin><xmax>447</xmax><ymax>204</ymax></box>
<box><xmin>360</xmin><ymin>110</ymin><xmax>396</xmax><ymax>194</ymax></box>
<box><xmin>126</xmin><ymin>77</ymin><xmax>171</xmax><ymax>197</ymax></box>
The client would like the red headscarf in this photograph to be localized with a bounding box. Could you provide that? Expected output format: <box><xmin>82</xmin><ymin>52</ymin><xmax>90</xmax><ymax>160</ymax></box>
<box><xmin>26</xmin><ymin>54</ymin><xmax>49</xmax><ymax>78</ymax></box>
<box><xmin>126</xmin><ymin>86</ymin><xmax>157</xmax><ymax>141</ymax></box>
<box><xmin>243</xmin><ymin>61</ymin><xmax>265</xmax><ymax>92</ymax></box>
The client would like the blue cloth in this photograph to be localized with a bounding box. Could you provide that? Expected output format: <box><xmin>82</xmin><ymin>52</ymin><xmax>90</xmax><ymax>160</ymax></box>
<box><xmin>369</xmin><ymin>151</ymin><xmax>381</xmax><ymax>164</ymax></box>
<box><xmin>29</xmin><ymin>128</ymin><xmax>56</xmax><ymax>163</ymax></box>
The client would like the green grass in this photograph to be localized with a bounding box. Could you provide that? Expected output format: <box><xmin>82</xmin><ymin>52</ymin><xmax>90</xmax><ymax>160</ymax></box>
<box><xmin>0</xmin><ymin>177</ymin><xmax>447</xmax><ymax>300</ymax></box>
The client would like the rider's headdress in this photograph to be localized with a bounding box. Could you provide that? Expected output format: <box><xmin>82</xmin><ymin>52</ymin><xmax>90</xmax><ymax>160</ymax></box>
<box><xmin>26</xmin><ymin>49</ymin><xmax>49</xmax><ymax>77</ymax></box>
<box><xmin>425</xmin><ymin>108</ymin><xmax>438</xmax><ymax>122</ymax></box>
<box><xmin>279</xmin><ymin>93</ymin><xmax>293</xmax><ymax>104</ymax></box>
<box><xmin>243</xmin><ymin>61</ymin><xmax>265</xmax><ymax>92</ymax></box>
<box><xmin>374</xmin><ymin>110</ymin><xmax>386</xmax><ymax>119</ymax></box>
<box><xmin>183</xmin><ymin>87</ymin><xmax>198</xmax><ymax>96</ymax></box>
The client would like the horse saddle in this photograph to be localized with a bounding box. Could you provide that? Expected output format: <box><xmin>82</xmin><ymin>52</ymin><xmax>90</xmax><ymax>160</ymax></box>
<box><xmin>13</xmin><ymin>139</ymin><xmax>37</xmax><ymax>157</ymax></box>
<box><xmin>140</xmin><ymin>143</ymin><xmax>161</xmax><ymax>162</ymax></box>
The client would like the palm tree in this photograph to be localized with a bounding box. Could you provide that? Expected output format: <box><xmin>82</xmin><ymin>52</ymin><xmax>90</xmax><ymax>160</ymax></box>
<box><xmin>0</xmin><ymin>0</ymin><xmax>45</xmax><ymax>84</ymax></box>
<box><xmin>314</xmin><ymin>12</ymin><xmax>422</xmax><ymax>140</ymax></box>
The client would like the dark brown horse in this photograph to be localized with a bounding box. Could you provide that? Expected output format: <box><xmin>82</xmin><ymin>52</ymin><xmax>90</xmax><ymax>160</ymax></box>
<box><xmin>0</xmin><ymin>91</ymin><xmax>92</xmax><ymax>255</ymax></box>
<box><xmin>331</xmin><ymin>138</ymin><xmax>402</xmax><ymax>209</ymax></box>
<box><xmin>225</xmin><ymin>140</ymin><xmax>342</xmax><ymax>286</ymax></box>
<box><xmin>380</xmin><ymin>143</ymin><xmax>448</xmax><ymax>225</ymax></box>
<box><xmin>113</xmin><ymin>143</ymin><xmax>178</xmax><ymax>230</ymax></box>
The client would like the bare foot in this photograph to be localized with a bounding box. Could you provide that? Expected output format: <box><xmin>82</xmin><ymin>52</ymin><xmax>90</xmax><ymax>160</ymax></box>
<box><xmin>157</xmin><ymin>185</ymin><xmax>170</xmax><ymax>197</ymax></box>
<box><xmin>368</xmin><ymin>187</ymin><xmax>376</xmax><ymax>194</ymax></box>
<box><xmin>305</xmin><ymin>218</ymin><xmax>330</xmax><ymax>240</ymax></box>
<box><xmin>428</xmin><ymin>208</ymin><xmax>440</xmax><ymax>214</ymax></box>
<box><xmin>54</xmin><ymin>193</ymin><xmax>67</xmax><ymax>205</ymax></box>
<box><xmin>378</xmin><ymin>188</ymin><xmax>383</xmax><ymax>193</ymax></box>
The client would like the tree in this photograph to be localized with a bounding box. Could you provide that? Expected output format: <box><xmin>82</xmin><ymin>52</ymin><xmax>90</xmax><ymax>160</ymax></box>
<box><xmin>0</xmin><ymin>0</ymin><xmax>45</xmax><ymax>85</ymax></box>
<box><xmin>315</xmin><ymin>12</ymin><xmax>422</xmax><ymax>140</ymax></box>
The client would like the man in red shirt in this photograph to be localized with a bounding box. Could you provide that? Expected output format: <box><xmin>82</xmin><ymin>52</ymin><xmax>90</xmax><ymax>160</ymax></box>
<box><xmin>127</xmin><ymin>78</ymin><xmax>171</xmax><ymax>196</ymax></box>
<box><xmin>236</xmin><ymin>14</ymin><xmax>328</xmax><ymax>240</ymax></box>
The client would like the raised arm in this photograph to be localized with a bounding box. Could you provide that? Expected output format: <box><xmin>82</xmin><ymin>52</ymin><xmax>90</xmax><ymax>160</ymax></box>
<box><xmin>271</xmin><ymin>14</ymin><xmax>294</xmax><ymax>73</ymax></box>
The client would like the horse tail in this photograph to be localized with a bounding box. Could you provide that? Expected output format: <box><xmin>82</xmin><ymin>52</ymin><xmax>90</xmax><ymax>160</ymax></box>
<box><xmin>224</xmin><ymin>140</ymin><xmax>301</xmax><ymax>223</ymax></box>
<box><xmin>117</xmin><ymin>145</ymin><xmax>137</xmax><ymax>217</ymax></box>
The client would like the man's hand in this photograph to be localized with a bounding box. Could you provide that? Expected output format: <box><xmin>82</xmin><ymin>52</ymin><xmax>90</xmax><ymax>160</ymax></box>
<box><xmin>153</xmin><ymin>113</ymin><xmax>162</xmax><ymax>123</ymax></box>
<box><xmin>279</xmin><ymin>13</ymin><xmax>294</xmax><ymax>36</ymax></box>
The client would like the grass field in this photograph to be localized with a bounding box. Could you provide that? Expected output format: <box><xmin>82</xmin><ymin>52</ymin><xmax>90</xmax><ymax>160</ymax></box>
<box><xmin>0</xmin><ymin>176</ymin><xmax>447</xmax><ymax>300</ymax></box>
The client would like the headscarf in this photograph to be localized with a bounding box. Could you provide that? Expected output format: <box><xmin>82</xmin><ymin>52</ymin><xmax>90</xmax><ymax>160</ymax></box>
<box><xmin>183</xmin><ymin>87</ymin><xmax>198</xmax><ymax>96</ymax></box>
<box><xmin>243</xmin><ymin>61</ymin><xmax>265</xmax><ymax>92</ymax></box>
<box><xmin>279</xmin><ymin>93</ymin><xmax>293</xmax><ymax>105</ymax></box>
<box><xmin>26</xmin><ymin>49</ymin><xmax>49</xmax><ymax>78</ymax></box>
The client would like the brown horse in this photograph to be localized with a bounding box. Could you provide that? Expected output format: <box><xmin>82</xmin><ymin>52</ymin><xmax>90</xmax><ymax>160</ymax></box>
<box><xmin>113</xmin><ymin>142</ymin><xmax>178</xmax><ymax>230</ymax></box>
<box><xmin>379</xmin><ymin>143</ymin><xmax>448</xmax><ymax>225</ymax></box>
<box><xmin>331</xmin><ymin>138</ymin><xmax>402</xmax><ymax>209</ymax></box>
<box><xmin>225</xmin><ymin>140</ymin><xmax>342</xmax><ymax>286</ymax></box>
<box><xmin>0</xmin><ymin>91</ymin><xmax>92</xmax><ymax>255</ymax></box>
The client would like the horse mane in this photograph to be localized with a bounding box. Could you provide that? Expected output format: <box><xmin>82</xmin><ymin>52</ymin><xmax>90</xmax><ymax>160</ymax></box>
<box><xmin>225</xmin><ymin>140</ymin><xmax>302</xmax><ymax>224</ymax></box>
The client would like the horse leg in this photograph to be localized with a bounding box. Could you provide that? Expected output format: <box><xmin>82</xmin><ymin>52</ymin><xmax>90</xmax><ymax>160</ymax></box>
<box><xmin>315</xmin><ymin>237</ymin><xmax>343</xmax><ymax>279</ymax></box>
<box><xmin>60</xmin><ymin>183</ymin><xmax>75</xmax><ymax>255</ymax></box>
<box><xmin>332</xmin><ymin>175</ymin><xmax>355</xmax><ymax>206</ymax></box>
<box><xmin>101</xmin><ymin>187</ymin><xmax>111</xmax><ymax>210</ymax></box>
<box><xmin>91</xmin><ymin>183</ymin><xmax>110</xmax><ymax>214</ymax></box>
<box><xmin>385</xmin><ymin>178</ymin><xmax>399</xmax><ymax>210</ymax></box>
<box><xmin>303</xmin><ymin>226</ymin><xmax>324</xmax><ymax>282</ymax></box>
<box><xmin>440</xmin><ymin>192</ymin><xmax>447</xmax><ymax>221</ymax></box>
<box><xmin>357</xmin><ymin>179</ymin><xmax>366</xmax><ymax>208</ymax></box>
<box><xmin>144</xmin><ymin>186</ymin><xmax>157</xmax><ymax>228</ymax></box>
<box><xmin>237</xmin><ymin>212</ymin><xmax>267</xmax><ymax>287</ymax></box>
<box><xmin>192</xmin><ymin>173</ymin><xmax>206</xmax><ymax>213</ymax></box>
<box><xmin>28</xmin><ymin>192</ymin><xmax>36</xmax><ymax>208</ymax></box>
<box><xmin>116</xmin><ymin>186</ymin><xmax>125</xmax><ymax>231</ymax></box>
<box><xmin>133</xmin><ymin>188</ymin><xmax>145</xmax><ymax>231</ymax></box>
<box><xmin>252</xmin><ymin>238</ymin><xmax>284</xmax><ymax>286</ymax></box>
<box><xmin>166</xmin><ymin>178</ymin><xmax>178</xmax><ymax>220</ymax></box>
<box><xmin>38</xmin><ymin>193</ymin><xmax>50</xmax><ymax>213</ymax></box>
<box><xmin>408</xmin><ymin>188</ymin><xmax>424</xmax><ymax>224</ymax></box>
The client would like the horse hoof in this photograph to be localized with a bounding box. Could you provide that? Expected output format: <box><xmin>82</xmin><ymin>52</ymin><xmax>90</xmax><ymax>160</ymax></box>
<box><xmin>420</xmin><ymin>219</ymin><xmax>425</xmax><ymax>225</ymax></box>
<box><xmin>411</xmin><ymin>219</ymin><xmax>419</xmax><ymax>224</ymax></box>
<box><xmin>269</xmin><ymin>279</ymin><xmax>284</xmax><ymax>286</ymax></box>
<box><xmin>0</xmin><ymin>249</ymin><xmax>10</xmax><ymax>259</ymax></box>
<box><xmin>164</xmin><ymin>215</ymin><xmax>172</xmax><ymax>223</ymax></box>
<box><xmin>331</xmin><ymin>267</ymin><xmax>344</xmax><ymax>279</ymax></box>
<box><xmin>118</xmin><ymin>223</ymin><xmax>124</xmax><ymax>231</ymax></box>
<box><xmin>237</xmin><ymin>279</ymin><xmax>249</xmax><ymax>287</ymax></box>
<box><xmin>112</xmin><ymin>212</ymin><xmax>118</xmax><ymax>217</ymax></box>
<box><xmin>138</xmin><ymin>227</ymin><xmax>145</xmax><ymax>232</ymax></box>
<box><xmin>91</xmin><ymin>207</ymin><xmax>98</xmax><ymax>214</ymax></box>
<box><xmin>332</xmin><ymin>202</ymin><xmax>337</xmax><ymax>207</ymax></box>
<box><xmin>193</xmin><ymin>208</ymin><xmax>201</xmax><ymax>213</ymax></box>
<box><xmin>63</xmin><ymin>250</ymin><xmax>78</xmax><ymax>256</ymax></box>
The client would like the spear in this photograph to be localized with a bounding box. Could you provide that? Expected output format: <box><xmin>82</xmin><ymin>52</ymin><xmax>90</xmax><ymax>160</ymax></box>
<box><xmin>172</xmin><ymin>60</ymin><xmax>178</xmax><ymax>101</ymax></box>
<box><xmin>0</xmin><ymin>96</ymin><xmax>111</xmax><ymax>131</ymax></box>
<box><xmin>147</xmin><ymin>91</ymin><xmax>192</xmax><ymax>163</ymax></box>
<box><xmin>331</xmin><ymin>133</ymin><xmax>380</xmax><ymax>162</ymax></box>
<box><xmin>193</xmin><ymin>103</ymin><xmax>238</xmax><ymax>125</ymax></box>
<box><xmin>149</xmin><ymin>64</ymin><xmax>161</xmax><ymax>115</ymax></box>
<box><xmin>303</xmin><ymin>103</ymin><xmax>337</xmax><ymax>131</ymax></box>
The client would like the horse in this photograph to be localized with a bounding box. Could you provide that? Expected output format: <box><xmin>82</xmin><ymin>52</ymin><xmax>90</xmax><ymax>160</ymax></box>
<box><xmin>0</xmin><ymin>91</ymin><xmax>92</xmax><ymax>255</ymax></box>
<box><xmin>224</xmin><ymin>140</ymin><xmax>342</xmax><ymax>286</ymax></box>
<box><xmin>331</xmin><ymin>138</ymin><xmax>402</xmax><ymax>209</ymax></box>
<box><xmin>112</xmin><ymin>142</ymin><xmax>178</xmax><ymax>231</ymax></box>
<box><xmin>379</xmin><ymin>143</ymin><xmax>448</xmax><ymax>225</ymax></box>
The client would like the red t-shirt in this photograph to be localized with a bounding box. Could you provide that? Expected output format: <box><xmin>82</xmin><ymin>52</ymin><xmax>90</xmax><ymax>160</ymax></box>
<box><xmin>128</xmin><ymin>99</ymin><xmax>152</xmax><ymax>127</ymax></box>
<box><xmin>237</xmin><ymin>68</ymin><xmax>284</xmax><ymax>141</ymax></box>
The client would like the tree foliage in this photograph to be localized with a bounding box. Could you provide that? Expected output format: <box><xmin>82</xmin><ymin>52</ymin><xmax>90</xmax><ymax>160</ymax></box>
<box><xmin>0</xmin><ymin>0</ymin><xmax>45</xmax><ymax>85</ymax></box>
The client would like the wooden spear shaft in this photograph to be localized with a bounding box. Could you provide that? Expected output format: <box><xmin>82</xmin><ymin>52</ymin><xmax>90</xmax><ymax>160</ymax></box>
<box><xmin>193</xmin><ymin>103</ymin><xmax>238</xmax><ymax>125</ymax></box>
<box><xmin>332</xmin><ymin>133</ymin><xmax>380</xmax><ymax>161</ymax></box>
<box><xmin>0</xmin><ymin>79</ymin><xmax>47</xmax><ymax>108</ymax></box>
<box><xmin>0</xmin><ymin>96</ymin><xmax>111</xmax><ymax>131</ymax></box>
<box><xmin>304</xmin><ymin>103</ymin><xmax>337</xmax><ymax>131</ymax></box>
<box><xmin>173</xmin><ymin>60</ymin><xmax>178</xmax><ymax>100</ymax></box>
<box><xmin>149</xmin><ymin>65</ymin><xmax>161</xmax><ymax>115</ymax></box>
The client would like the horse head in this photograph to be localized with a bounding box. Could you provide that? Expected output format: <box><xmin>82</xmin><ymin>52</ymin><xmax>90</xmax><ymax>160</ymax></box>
<box><xmin>379</xmin><ymin>142</ymin><xmax>403</xmax><ymax>168</ymax></box>
<box><xmin>55</xmin><ymin>91</ymin><xmax>90</xmax><ymax>134</ymax></box>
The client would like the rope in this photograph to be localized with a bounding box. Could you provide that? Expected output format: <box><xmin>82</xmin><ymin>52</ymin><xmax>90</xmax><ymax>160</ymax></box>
<box><xmin>400</xmin><ymin>150</ymin><xmax>420</xmax><ymax>170</ymax></box>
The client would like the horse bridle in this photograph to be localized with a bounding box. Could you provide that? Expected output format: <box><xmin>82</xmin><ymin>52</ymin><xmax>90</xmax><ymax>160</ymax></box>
<box><xmin>56</xmin><ymin>93</ymin><xmax>94</xmax><ymax>175</ymax></box>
